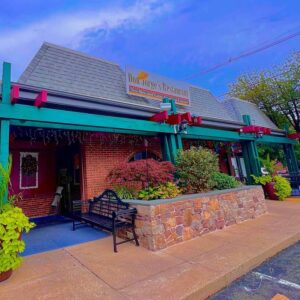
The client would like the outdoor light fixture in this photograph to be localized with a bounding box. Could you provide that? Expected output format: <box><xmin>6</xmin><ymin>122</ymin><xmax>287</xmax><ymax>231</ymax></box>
<box><xmin>178</xmin><ymin>119</ymin><xmax>189</xmax><ymax>134</ymax></box>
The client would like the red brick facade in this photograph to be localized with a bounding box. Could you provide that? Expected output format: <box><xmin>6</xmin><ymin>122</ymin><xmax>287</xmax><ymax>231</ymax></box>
<box><xmin>81</xmin><ymin>135</ymin><xmax>162</xmax><ymax>199</ymax></box>
<box><xmin>11</xmin><ymin>134</ymin><xmax>162</xmax><ymax>217</ymax></box>
<box><xmin>11</xmin><ymin>134</ymin><xmax>237</xmax><ymax>218</ymax></box>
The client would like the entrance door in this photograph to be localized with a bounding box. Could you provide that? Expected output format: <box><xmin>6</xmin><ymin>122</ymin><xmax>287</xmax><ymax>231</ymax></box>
<box><xmin>56</xmin><ymin>143</ymin><xmax>81</xmax><ymax>215</ymax></box>
<box><xmin>231</xmin><ymin>154</ymin><xmax>247</xmax><ymax>182</ymax></box>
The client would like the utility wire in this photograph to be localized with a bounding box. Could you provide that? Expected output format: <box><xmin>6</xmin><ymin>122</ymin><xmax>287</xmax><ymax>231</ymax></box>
<box><xmin>184</xmin><ymin>30</ymin><xmax>300</xmax><ymax>80</ymax></box>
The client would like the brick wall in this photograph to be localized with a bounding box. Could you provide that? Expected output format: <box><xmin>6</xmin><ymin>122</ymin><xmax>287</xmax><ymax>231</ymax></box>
<box><xmin>81</xmin><ymin>135</ymin><xmax>162</xmax><ymax>199</ymax></box>
<box><xmin>125</xmin><ymin>186</ymin><xmax>267</xmax><ymax>251</ymax></box>
<box><xmin>16</xmin><ymin>194</ymin><xmax>56</xmax><ymax>218</ymax></box>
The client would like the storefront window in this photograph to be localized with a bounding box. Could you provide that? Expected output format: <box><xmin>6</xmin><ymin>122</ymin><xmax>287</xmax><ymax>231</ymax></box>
<box><xmin>129</xmin><ymin>151</ymin><xmax>160</xmax><ymax>162</ymax></box>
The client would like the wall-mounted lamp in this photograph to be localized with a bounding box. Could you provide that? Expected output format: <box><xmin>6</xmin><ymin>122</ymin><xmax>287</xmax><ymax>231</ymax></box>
<box><xmin>178</xmin><ymin>120</ymin><xmax>189</xmax><ymax>134</ymax></box>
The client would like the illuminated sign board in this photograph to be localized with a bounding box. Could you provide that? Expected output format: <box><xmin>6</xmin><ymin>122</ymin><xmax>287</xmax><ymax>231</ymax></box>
<box><xmin>126</xmin><ymin>66</ymin><xmax>190</xmax><ymax>106</ymax></box>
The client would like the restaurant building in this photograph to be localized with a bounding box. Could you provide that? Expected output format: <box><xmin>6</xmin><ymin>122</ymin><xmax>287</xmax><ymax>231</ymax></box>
<box><xmin>0</xmin><ymin>43</ymin><xmax>298</xmax><ymax>217</ymax></box>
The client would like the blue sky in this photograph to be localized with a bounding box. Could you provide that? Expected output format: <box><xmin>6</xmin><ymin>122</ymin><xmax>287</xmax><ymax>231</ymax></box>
<box><xmin>0</xmin><ymin>0</ymin><xmax>299</xmax><ymax>96</ymax></box>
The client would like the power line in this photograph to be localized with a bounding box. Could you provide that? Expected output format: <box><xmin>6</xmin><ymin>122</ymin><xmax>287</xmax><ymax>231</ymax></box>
<box><xmin>184</xmin><ymin>30</ymin><xmax>300</xmax><ymax>80</ymax></box>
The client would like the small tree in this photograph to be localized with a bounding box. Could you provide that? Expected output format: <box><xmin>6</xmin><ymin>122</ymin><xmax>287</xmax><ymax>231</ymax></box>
<box><xmin>107</xmin><ymin>159</ymin><xmax>175</xmax><ymax>189</ymax></box>
<box><xmin>176</xmin><ymin>147</ymin><xmax>219</xmax><ymax>193</ymax></box>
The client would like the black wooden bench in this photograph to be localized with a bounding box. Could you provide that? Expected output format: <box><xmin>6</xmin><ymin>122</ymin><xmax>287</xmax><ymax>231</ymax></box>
<box><xmin>71</xmin><ymin>189</ymin><xmax>139</xmax><ymax>252</ymax></box>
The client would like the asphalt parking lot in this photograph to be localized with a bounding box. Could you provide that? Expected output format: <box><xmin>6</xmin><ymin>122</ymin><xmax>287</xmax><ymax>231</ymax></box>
<box><xmin>211</xmin><ymin>241</ymin><xmax>300</xmax><ymax>300</ymax></box>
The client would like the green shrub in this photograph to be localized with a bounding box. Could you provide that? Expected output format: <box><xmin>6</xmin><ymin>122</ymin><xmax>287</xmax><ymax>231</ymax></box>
<box><xmin>0</xmin><ymin>204</ymin><xmax>35</xmax><ymax>272</ymax></box>
<box><xmin>252</xmin><ymin>175</ymin><xmax>273</xmax><ymax>185</ymax></box>
<box><xmin>176</xmin><ymin>147</ymin><xmax>219</xmax><ymax>193</ymax></box>
<box><xmin>138</xmin><ymin>182</ymin><xmax>181</xmax><ymax>200</ymax></box>
<box><xmin>0</xmin><ymin>157</ymin><xmax>35</xmax><ymax>273</ymax></box>
<box><xmin>212</xmin><ymin>172</ymin><xmax>240</xmax><ymax>190</ymax></box>
<box><xmin>114</xmin><ymin>186</ymin><xmax>137</xmax><ymax>199</ymax></box>
<box><xmin>273</xmin><ymin>175</ymin><xmax>292</xmax><ymax>200</ymax></box>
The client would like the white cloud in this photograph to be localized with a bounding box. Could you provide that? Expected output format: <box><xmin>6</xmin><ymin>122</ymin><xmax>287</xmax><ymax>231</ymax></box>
<box><xmin>0</xmin><ymin>0</ymin><xmax>171</xmax><ymax>79</ymax></box>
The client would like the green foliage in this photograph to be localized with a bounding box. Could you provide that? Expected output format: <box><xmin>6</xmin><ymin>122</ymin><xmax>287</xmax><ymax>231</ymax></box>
<box><xmin>138</xmin><ymin>182</ymin><xmax>181</xmax><ymax>200</ymax></box>
<box><xmin>252</xmin><ymin>175</ymin><xmax>291</xmax><ymax>200</ymax></box>
<box><xmin>0</xmin><ymin>156</ymin><xmax>12</xmax><ymax>211</ymax></box>
<box><xmin>273</xmin><ymin>175</ymin><xmax>292</xmax><ymax>201</ymax></box>
<box><xmin>114</xmin><ymin>186</ymin><xmax>137</xmax><ymax>199</ymax></box>
<box><xmin>252</xmin><ymin>175</ymin><xmax>273</xmax><ymax>185</ymax></box>
<box><xmin>212</xmin><ymin>172</ymin><xmax>240</xmax><ymax>190</ymax></box>
<box><xmin>0</xmin><ymin>158</ymin><xmax>35</xmax><ymax>273</ymax></box>
<box><xmin>257</xmin><ymin>144</ymin><xmax>285</xmax><ymax>163</ymax></box>
<box><xmin>229</xmin><ymin>51</ymin><xmax>300</xmax><ymax>133</ymax></box>
<box><xmin>259</xmin><ymin>154</ymin><xmax>277</xmax><ymax>175</ymax></box>
<box><xmin>0</xmin><ymin>204</ymin><xmax>35</xmax><ymax>272</ymax></box>
<box><xmin>175</xmin><ymin>147</ymin><xmax>219</xmax><ymax>193</ymax></box>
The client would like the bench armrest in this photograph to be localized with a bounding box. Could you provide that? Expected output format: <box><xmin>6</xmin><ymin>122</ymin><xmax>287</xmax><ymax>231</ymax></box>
<box><xmin>71</xmin><ymin>199</ymin><xmax>90</xmax><ymax>213</ymax></box>
<box><xmin>113</xmin><ymin>208</ymin><xmax>137</xmax><ymax>218</ymax></box>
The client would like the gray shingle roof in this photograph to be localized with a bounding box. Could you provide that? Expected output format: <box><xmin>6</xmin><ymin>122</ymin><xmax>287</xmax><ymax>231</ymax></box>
<box><xmin>185</xmin><ymin>87</ymin><xmax>233</xmax><ymax>121</ymax></box>
<box><xmin>18</xmin><ymin>42</ymin><xmax>154</xmax><ymax>108</ymax></box>
<box><xmin>222</xmin><ymin>96</ymin><xmax>278</xmax><ymax>129</ymax></box>
<box><xmin>18</xmin><ymin>42</ymin><xmax>274</xmax><ymax>127</ymax></box>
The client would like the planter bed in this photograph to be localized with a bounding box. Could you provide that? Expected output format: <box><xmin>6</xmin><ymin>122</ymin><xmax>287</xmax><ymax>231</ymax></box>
<box><xmin>123</xmin><ymin>185</ymin><xmax>267</xmax><ymax>251</ymax></box>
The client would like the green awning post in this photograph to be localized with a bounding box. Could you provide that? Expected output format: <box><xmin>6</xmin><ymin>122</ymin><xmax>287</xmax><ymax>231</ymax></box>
<box><xmin>176</xmin><ymin>134</ymin><xmax>183</xmax><ymax>150</ymax></box>
<box><xmin>283</xmin><ymin>144</ymin><xmax>299</xmax><ymax>174</ymax></box>
<box><xmin>1</xmin><ymin>62</ymin><xmax>11</xmax><ymax>104</ymax></box>
<box><xmin>0</xmin><ymin>62</ymin><xmax>11</xmax><ymax>204</ymax></box>
<box><xmin>161</xmin><ymin>98</ymin><xmax>181</xmax><ymax>163</ymax></box>
<box><xmin>241</xmin><ymin>114</ymin><xmax>261</xmax><ymax>183</ymax></box>
<box><xmin>160</xmin><ymin>135</ymin><xmax>171</xmax><ymax>161</ymax></box>
<box><xmin>168</xmin><ymin>134</ymin><xmax>178</xmax><ymax>163</ymax></box>
<box><xmin>241</xmin><ymin>142</ymin><xmax>252</xmax><ymax>184</ymax></box>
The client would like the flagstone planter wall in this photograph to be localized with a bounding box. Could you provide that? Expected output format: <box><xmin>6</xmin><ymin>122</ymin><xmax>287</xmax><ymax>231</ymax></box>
<box><xmin>125</xmin><ymin>186</ymin><xmax>266</xmax><ymax>251</ymax></box>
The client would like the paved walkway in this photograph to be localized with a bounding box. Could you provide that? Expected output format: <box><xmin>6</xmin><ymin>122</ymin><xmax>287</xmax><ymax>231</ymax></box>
<box><xmin>211</xmin><ymin>241</ymin><xmax>300</xmax><ymax>299</ymax></box>
<box><xmin>1</xmin><ymin>200</ymin><xmax>300</xmax><ymax>300</ymax></box>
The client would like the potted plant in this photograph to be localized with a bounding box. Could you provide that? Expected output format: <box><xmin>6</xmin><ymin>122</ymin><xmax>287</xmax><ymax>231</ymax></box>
<box><xmin>0</xmin><ymin>158</ymin><xmax>35</xmax><ymax>282</ymax></box>
<box><xmin>252</xmin><ymin>175</ymin><xmax>291</xmax><ymax>200</ymax></box>
<box><xmin>254</xmin><ymin>155</ymin><xmax>291</xmax><ymax>200</ymax></box>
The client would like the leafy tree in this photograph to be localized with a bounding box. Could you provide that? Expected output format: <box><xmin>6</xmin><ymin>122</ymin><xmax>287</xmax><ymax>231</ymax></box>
<box><xmin>107</xmin><ymin>159</ymin><xmax>175</xmax><ymax>189</ymax></box>
<box><xmin>229</xmin><ymin>51</ymin><xmax>300</xmax><ymax>132</ymax></box>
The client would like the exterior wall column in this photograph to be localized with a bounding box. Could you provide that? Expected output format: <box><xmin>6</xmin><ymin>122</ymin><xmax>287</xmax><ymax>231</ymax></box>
<box><xmin>241</xmin><ymin>114</ymin><xmax>261</xmax><ymax>183</ymax></box>
<box><xmin>283</xmin><ymin>143</ymin><xmax>299</xmax><ymax>174</ymax></box>
<box><xmin>0</xmin><ymin>62</ymin><xmax>11</xmax><ymax>204</ymax></box>
<box><xmin>160</xmin><ymin>98</ymin><xmax>182</xmax><ymax>164</ymax></box>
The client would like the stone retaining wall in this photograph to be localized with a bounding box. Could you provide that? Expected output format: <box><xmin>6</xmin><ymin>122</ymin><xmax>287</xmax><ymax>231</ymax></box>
<box><xmin>125</xmin><ymin>186</ymin><xmax>267</xmax><ymax>251</ymax></box>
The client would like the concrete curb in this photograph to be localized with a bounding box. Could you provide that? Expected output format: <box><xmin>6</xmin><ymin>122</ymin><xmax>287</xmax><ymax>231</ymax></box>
<box><xmin>186</xmin><ymin>232</ymin><xmax>300</xmax><ymax>299</ymax></box>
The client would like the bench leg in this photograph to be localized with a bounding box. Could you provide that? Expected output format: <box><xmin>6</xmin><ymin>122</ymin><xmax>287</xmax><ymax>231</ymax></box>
<box><xmin>132</xmin><ymin>227</ymin><xmax>139</xmax><ymax>247</ymax></box>
<box><xmin>131</xmin><ymin>216</ymin><xmax>139</xmax><ymax>247</ymax></box>
<box><xmin>113</xmin><ymin>228</ymin><xmax>117</xmax><ymax>253</ymax></box>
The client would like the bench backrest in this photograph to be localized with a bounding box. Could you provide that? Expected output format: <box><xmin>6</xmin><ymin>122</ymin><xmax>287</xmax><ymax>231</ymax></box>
<box><xmin>89</xmin><ymin>189</ymin><xmax>129</xmax><ymax>218</ymax></box>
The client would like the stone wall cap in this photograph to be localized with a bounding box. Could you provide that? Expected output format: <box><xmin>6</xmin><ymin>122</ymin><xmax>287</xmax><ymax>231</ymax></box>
<box><xmin>124</xmin><ymin>185</ymin><xmax>263</xmax><ymax>206</ymax></box>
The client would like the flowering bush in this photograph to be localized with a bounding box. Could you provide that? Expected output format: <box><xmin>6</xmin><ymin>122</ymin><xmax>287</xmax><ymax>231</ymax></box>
<box><xmin>107</xmin><ymin>159</ymin><xmax>175</xmax><ymax>189</ymax></box>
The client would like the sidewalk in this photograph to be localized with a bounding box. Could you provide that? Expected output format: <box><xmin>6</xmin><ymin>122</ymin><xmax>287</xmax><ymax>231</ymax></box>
<box><xmin>1</xmin><ymin>200</ymin><xmax>300</xmax><ymax>300</ymax></box>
